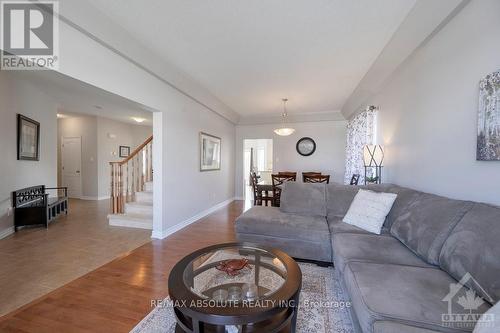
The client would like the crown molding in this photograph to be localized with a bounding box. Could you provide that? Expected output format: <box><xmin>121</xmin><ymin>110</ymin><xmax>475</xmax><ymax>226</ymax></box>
<box><xmin>238</xmin><ymin>110</ymin><xmax>345</xmax><ymax>126</ymax></box>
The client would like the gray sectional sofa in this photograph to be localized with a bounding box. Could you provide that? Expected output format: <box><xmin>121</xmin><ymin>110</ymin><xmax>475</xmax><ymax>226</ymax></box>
<box><xmin>235</xmin><ymin>182</ymin><xmax>500</xmax><ymax>332</ymax></box>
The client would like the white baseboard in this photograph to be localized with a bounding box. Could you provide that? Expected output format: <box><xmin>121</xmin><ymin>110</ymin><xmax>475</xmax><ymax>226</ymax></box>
<box><xmin>79</xmin><ymin>196</ymin><xmax>108</xmax><ymax>201</ymax></box>
<box><xmin>151</xmin><ymin>197</ymin><xmax>236</xmax><ymax>240</ymax></box>
<box><xmin>0</xmin><ymin>226</ymin><xmax>15</xmax><ymax>240</ymax></box>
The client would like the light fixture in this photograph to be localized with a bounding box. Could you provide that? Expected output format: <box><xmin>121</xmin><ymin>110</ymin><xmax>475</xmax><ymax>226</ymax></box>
<box><xmin>363</xmin><ymin>145</ymin><xmax>384</xmax><ymax>185</ymax></box>
<box><xmin>56</xmin><ymin>113</ymin><xmax>65</xmax><ymax>118</ymax></box>
<box><xmin>131</xmin><ymin>117</ymin><xmax>146</xmax><ymax>123</ymax></box>
<box><xmin>274</xmin><ymin>98</ymin><xmax>295</xmax><ymax>136</ymax></box>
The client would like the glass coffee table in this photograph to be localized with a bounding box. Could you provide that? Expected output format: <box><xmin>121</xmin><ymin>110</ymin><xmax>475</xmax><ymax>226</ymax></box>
<box><xmin>168</xmin><ymin>243</ymin><xmax>302</xmax><ymax>333</ymax></box>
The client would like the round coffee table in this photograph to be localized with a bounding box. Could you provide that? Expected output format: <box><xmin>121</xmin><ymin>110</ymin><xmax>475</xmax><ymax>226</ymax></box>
<box><xmin>168</xmin><ymin>242</ymin><xmax>302</xmax><ymax>333</ymax></box>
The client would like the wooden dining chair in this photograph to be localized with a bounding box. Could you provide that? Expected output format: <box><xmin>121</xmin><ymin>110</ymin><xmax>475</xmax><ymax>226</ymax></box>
<box><xmin>278</xmin><ymin>171</ymin><xmax>297</xmax><ymax>178</ymax></box>
<box><xmin>350</xmin><ymin>174</ymin><xmax>361</xmax><ymax>185</ymax></box>
<box><xmin>250</xmin><ymin>172</ymin><xmax>272</xmax><ymax>206</ymax></box>
<box><xmin>271</xmin><ymin>173</ymin><xmax>296</xmax><ymax>207</ymax></box>
<box><xmin>302</xmin><ymin>172</ymin><xmax>321</xmax><ymax>182</ymax></box>
<box><xmin>303</xmin><ymin>174</ymin><xmax>330</xmax><ymax>184</ymax></box>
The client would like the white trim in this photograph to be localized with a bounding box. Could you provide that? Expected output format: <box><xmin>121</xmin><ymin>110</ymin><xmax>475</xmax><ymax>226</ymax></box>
<box><xmin>234</xmin><ymin>197</ymin><xmax>245</xmax><ymax>201</ymax></box>
<box><xmin>0</xmin><ymin>226</ymin><xmax>15</xmax><ymax>240</ymax></box>
<box><xmin>151</xmin><ymin>198</ymin><xmax>236</xmax><ymax>239</ymax></box>
<box><xmin>79</xmin><ymin>196</ymin><xmax>109</xmax><ymax>201</ymax></box>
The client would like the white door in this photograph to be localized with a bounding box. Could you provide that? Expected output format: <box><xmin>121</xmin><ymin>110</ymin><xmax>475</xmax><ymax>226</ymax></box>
<box><xmin>61</xmin><ymin>137</ymin><xmax>82</xmax><ymax>198</ymax></box>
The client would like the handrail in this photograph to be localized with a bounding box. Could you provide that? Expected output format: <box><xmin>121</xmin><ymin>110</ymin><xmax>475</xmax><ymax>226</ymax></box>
<box><xmin>109</xmin><ymin>135</ymin><xmax>153</xmax><ymax>214</ymax></box>
<box><xmin>110</xmin><ymin>135</ymin><xmax>153</xmax><ymax>166</ymax></box>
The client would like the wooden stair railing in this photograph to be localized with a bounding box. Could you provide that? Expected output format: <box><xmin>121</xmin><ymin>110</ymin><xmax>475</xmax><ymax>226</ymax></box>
<box><xmin>110</xmin><ymin>135</ymin><xmax>153</xmax><ymax>214</ymax></box>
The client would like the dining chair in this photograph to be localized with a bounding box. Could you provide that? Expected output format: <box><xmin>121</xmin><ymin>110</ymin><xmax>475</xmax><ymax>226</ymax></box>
<box><xmin>278</xmin><ymin>171</ymin><xmax>297</xmax><ymax>178</ymax></box>
<box><xmin>350</xmin><ymin>174</ymin><xmax>361</xmax><ymax>185</ymax></box>
<box><xmin>303</xmin><ymin>174</ymin><xmax>330</xmax><ymax>184</ymax></box>
<box><xmin>271</xmin><ymin>173</ymin><xmax>296</xmax><ymax>207</ymax></box>
<box><xmin>302</xmin><ymin>172</ymin><xmax>321</xmax><ymax>182</ymax></box>
<box><xmin>250</xmin><ymin>172</ymin><xmax>272</xmax><ymax>206</ymax></box>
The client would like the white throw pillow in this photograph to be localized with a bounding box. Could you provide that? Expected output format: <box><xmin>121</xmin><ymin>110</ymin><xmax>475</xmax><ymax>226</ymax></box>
<box><xmin>473</xmin><ymin>301</ymin><xmax>500</xmax><ymax>333</ymax></box>
<box><xmin>342</xmin><ymin>189</ymin><xmax>397</xmax><ymax>234</ymax></box>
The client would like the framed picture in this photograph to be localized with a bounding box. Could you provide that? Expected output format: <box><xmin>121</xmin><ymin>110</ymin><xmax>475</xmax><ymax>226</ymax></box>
<box><xmin>17</xmin><ymin>114</ymin><xmax>40</xmax><ymax>161</ymax></box>
<box><xmin>477</xmin><ymin>69</ymin><xmax>500</xmax><ymax>160</ymax></box>
<box><xmin>119</xmin><ymin>146</ymin><xmax>130</xmax><ymax>158</ymax></box>
<box><xmin>200</xmin><ymin>132</ymin><xmax>221</xmax><ymax>171</ymax></box>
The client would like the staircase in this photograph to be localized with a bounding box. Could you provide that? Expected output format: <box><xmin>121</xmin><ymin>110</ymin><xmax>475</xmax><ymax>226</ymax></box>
<box><xmin>107</xmin><ymin>136</ymin><xmax>153</xmax><ymax>230</ymax></box>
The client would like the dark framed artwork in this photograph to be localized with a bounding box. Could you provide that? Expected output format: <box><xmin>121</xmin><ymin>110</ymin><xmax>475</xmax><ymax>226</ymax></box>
<box><xmin>296</xmin><ymin>137</ymin><xmax>316</xmax><ymax>156</ymax></box>
<box><xmin>477</xmin><ymin>69</ymin><xmax>500</xmax><ymax>160</ymax></box>
<box><xmin>119</xmin><ymin>146</ymin><xmax>131</xmax><ymax>158</ymax></box>
<box><xmin>17</xmin><ymin>114</ymin><xmax>40</xmax><ymax>161</ymax></box>
<box><xmin>200</xmin><ymin>132</ymin><xmax>221</xmax><ymax>171</ymax></box>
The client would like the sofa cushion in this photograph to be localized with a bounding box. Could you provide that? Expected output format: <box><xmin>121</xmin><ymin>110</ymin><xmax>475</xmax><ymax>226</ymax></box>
<box><xmin>342</xmin><ymin>189</ymin><xmax>397</xmax><ymax>234</ymax></box>
<box><xmin>235</xmin><ymin>206</ymin><xmax>330</xmax><ymax>242</ymax></box>
<box><xmin>390</xmin><ymin>193</ymin><xmax>473</xmax><ymax>265</ymax></box>
<box><xmin>439</xmin><ymin>203</ymin><xmax>500</xmax><ymax>304</ymax></box>
<box><xmin>374</xmin><ymin>321</ymin><xmax>448</xmax><ymax>333</ymax></box>
<box><xmin>343</xmin><ymin>262</ymin><xmax>490</xmax><ymax>333</ymax></box>
<box><xmin>280</xmin><ymin>182</ymin><xmax>326</xmax><ymax>217</ymax></box>
<box><xmin>332</xmin><ymin>233</ymin><xmax>434</xmax><ymax>274</ymax></box>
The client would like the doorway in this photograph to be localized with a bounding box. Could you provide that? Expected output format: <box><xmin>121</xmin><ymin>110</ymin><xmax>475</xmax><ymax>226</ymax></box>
<box><xmin>61</xmin><ymin>137</ymin><xmax>82</xmax><ymax>198</ymax></box>
<box><xmin>243</xmin><ymin>139</ymin><xmax>273</xmax><ymax>200</ymax></box>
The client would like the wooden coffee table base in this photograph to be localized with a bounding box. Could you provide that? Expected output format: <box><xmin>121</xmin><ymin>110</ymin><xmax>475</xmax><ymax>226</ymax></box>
<box><xmin>173</xmin><ymin>291</ymin><xmax>300</xmax><ymax>333</ymax></box>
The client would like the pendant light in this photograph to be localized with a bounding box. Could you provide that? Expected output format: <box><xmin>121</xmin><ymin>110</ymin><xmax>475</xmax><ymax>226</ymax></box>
<box><xmin>274</xmin><ymin>98</ymin><xmax>295</xmax><ymax>136</ymax></box>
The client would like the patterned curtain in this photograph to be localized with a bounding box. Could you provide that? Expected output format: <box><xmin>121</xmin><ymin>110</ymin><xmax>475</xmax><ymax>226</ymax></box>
<box><xmin>343</xmin><ymin>110</ymin><xmax>377</xmax><ymax>184</ymax></box>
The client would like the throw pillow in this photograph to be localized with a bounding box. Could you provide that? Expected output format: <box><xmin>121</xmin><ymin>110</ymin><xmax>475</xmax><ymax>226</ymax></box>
<box><xmin>342</xmin><ymin>189</ymin><xmax>397</xmax><ymax>234</ymax></box>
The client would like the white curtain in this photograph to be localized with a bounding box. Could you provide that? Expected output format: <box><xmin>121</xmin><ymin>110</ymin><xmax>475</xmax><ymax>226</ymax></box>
<box><xmin>344</xmin><ymin>110</ymin><xmax>377</xmax><ymax>184</ymax></box>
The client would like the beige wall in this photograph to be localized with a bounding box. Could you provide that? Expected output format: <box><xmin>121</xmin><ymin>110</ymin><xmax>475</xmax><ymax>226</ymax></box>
<box><xmin>0</xmin><ymin>72</ymin><xmax>58</xmax><ymax>236</ymax></box>
<box><xmin>58</xmin><ymin>114</ymin><xmax>152</xmax><ymax>199</ymax></box>
<box><xmin>367</xmin><ymin>0</ymin><xmax>500</xmax><ymax>205</ymax></box>
<box><xmin>57</xmin><ymin>114</ymin><xmax>98</xmax><ymax>198</ymax></box>
<box><xmin>96</xmin><ymin>117</ymin><xmax>152</xmax><ymax>198</ymax></box>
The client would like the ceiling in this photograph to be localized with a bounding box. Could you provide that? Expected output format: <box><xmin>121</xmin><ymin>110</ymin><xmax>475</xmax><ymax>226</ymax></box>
<box><xmin>85</xmin><ymin>0</ymin><xmax>416</xmax><ymax>118</ymax></box>
<box><xmin>14</xmin><ymin>71</ymin><xmax>154</xmax><ymax>126</ymax></box>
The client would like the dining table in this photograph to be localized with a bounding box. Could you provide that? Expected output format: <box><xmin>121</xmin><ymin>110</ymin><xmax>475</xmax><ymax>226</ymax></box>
<box><xmin>256</xmin><ymin>180</ymin><xmax>273</xmax><ymax>193</ymax></box>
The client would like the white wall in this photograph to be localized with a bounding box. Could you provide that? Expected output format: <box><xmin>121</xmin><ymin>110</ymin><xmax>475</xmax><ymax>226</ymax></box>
<box><xmin>235</xmin><ymin>121</ymin><xmax>347</xmax><ymax>198</ymax></box>
<box><xmin>53</xmin><ymin>9</ymin><xmax>236</xmax><ymax>238</ymax></box>
<box><xmin>163</xmin><ymin>98</ymin><xmax>235</xmax><ymax>233</ymax></box>
<box><xmin>0</xmin><ymin>71</ymin><xmax>58</xmax><ymax>235</ymax></box>
<box><xmin>367</xmin><ymin>0</ymin><xmax>500</xmax><ymax>205</ymax></box>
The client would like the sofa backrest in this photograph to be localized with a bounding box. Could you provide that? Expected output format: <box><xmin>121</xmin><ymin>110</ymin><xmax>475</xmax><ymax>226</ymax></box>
<box><xmin>280</xmin><ymin>182</ymin><xmax>327</xmax><ymax>217</ymax></box>
<box><xmin>439</xmin><ymin>203</ymin><xmax>500</xmax><ymax>304</ymax></box>
<box><xmin>325</xmin><ymin>184</ymin><xmax>359</xmax><ymax>218</ymax></box>
<box><xmin>325</xmin><ymin>184</ymin><xmax>420</xmax><ymax>229</ymax></box>
<box><xmin>390</xmin><ymin>193</ymin><xmax>474</xmax><ymax>265</ymax></box>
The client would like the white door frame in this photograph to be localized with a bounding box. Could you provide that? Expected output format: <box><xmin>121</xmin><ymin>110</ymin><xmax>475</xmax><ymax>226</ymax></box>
<box><xmin>61</xmin><ymin>136</ymin><xmax>83</xmax><ymax>199</ymax></box>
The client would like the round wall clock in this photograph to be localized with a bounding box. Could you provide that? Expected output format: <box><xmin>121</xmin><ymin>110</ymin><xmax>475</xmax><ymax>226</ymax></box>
<box><xmin>296</xmin><ymin>137</ymin><xmax>316</xmax><ymax>156</ymax></box>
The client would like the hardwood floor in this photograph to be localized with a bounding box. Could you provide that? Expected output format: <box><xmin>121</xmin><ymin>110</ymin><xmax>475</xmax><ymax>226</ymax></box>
<box><xmin>0</xmin><ymin>199</ymin><xmax>151</xmax><ymax>318</ymax></box>
<box><xmin>0</xmin><ymin>200</ymin><xmax>249</xmax><ymax>332</ymax></box>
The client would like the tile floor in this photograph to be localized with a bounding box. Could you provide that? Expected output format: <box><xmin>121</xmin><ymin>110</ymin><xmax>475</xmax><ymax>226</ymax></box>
<box><xmin>0</xmin><ymin>199</ymin><xmax>151</xmax><ymax>317</ymax></box>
